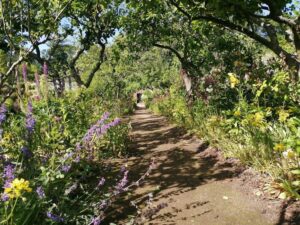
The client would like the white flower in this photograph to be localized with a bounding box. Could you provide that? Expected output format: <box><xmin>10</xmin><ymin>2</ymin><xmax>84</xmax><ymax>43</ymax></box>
<box><xmin>282</xmin><ymin>149</ymin><xmax>295</xmax><ymax>159</ymax></box>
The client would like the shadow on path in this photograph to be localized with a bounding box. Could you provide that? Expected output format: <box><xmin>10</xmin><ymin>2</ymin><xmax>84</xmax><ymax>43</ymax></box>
<box><xmin>105</xmin><ymin>107</ymin><xmax>298</xmax><ymax>225</ymax></box>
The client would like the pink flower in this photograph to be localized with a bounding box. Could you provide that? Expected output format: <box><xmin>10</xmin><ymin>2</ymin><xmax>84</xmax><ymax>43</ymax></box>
<box><xmin>22</xmin><ymin>63</ymin><xmax>27</xmax><ymax>82</ymax></box>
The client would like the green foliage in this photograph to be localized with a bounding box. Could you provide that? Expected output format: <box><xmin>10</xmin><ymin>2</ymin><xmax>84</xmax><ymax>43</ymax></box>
<box><xmin>1</xmin><ymin>0</ymin><xmax>300</xmax><ymax>220</ymax></box>
<box><xmin>0</xmin><ymin>89</ymin><xmax>132</xmax><ymax>224</ymax></box>
<box><xmin>148</xmin><ymin>58</ymin><xmax>300</xmax><ymax>199</ymax></box>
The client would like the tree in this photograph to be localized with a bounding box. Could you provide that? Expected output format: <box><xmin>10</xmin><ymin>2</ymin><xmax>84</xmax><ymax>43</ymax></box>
<box><xmin>124</xmin><ymin>1</ymin><xmax>256</xmax><ymax>99</ymax></box>
<box><xmin>0</xmin><ymin>0</ymin><xmax>73</xmax><ymax>103</ymax></box>
<box><xmin>124</xmin><ymin>1</ymin><xmax>208</xmax><ymax>97</ymax></box>
<box><xmin>66</xmin><ymin>0</ymin><xmax>123</xmax><ymax>88</ymax></box>
<box><xmin>168</xmin><ymin>0</ymin><xmax>300</xmax><ymax>79</ymax></box>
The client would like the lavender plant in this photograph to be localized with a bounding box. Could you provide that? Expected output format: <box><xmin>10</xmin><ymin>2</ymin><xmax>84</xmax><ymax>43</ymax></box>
<box><xmin>0</xmin><ymin>90</ymin><xmax>144</xmax><ymax>224</ymax></box>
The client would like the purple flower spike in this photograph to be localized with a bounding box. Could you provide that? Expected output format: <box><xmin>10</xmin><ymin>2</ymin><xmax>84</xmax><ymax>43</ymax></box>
<box><xmin>97</xmin><ymin>177</ymin><xmax>105</xmax><ymax>188</ymax></box>
<box><xmin>0</xmin><ymin>104</ymin><xmax>7</xmax><ymax>125</ymax></box>
<box><xmin>61</xmin><ymin>165</ymin><xmax>71</xmax><ymax>173</ymax></box>
<box><xmin>46</xmin><ymin>212</ymin><xmax>64</xmax><ymax>222</ymax></box>
<box><xmin>97</xmin><ymin>112</ymin><xmax>110</xmax><ymax>125</ymax></box>
<box><xmin>21</xmin><ymin>146</ymin><xmax>33</xmax><ymax>158</ymax></box>
<box><xmin>74</xmin><ymin>155</ymin><xmax>81</xmax><ymax>163</ymax></box>
<box><xmin>1</xmin><ymin>193</ymin><xmax>9</xmax><ymax>202</ymax></box>
<box><xmin>36</xmin><ymin>186</ymin><xmax>46</xmax><ymax>199</ymax></box>
<box><xmin>120</xmin><ymin>165</ymin><xmax>126</xmax><ymax>173</ymax></box>
<box><xmin>28</xmin><ymin>101</ymin><xmax>33</xmax><ymax>113</ymax></box>
<box><xmin>114</xmin><ymin>170</ymin><xmax>129</xmax><ymax>195</ymax></box>
<box><xmin>22</xmin><ymin>63</ymin><xmax>27</xmax><ymax>82</ymax></box>
<box><xmin>99</xmin><ymin>200</ymin><xmax>108</xmax><ymax>210</ymax></box>
<box><xmin>25</xmin><ymin>102</ymin><xmax>36</xmax><ymax>135</ymax></box>
<box><xmin>35</xmin><ymin>72</ymin><xmax>40</xmax><ymax>88</ymax></box>
<box><xmin>111</xmin><ymin>118</ymin><xmax>121</xmax><ymax>126</ymax></box>
<box><xmin>64</xmin><ymin>152</ymin><xmax>74</xmax><ymax>161</ymax></box>
<box><xmin>3</xmin><ymin>163</ymin><xmax>15</xmax><ymax>188</ymax></box>
<box><xmin>82</xmin><ymin>113</ymin><xmax>121</xmax><ymax>146</ymax></box>
<box><xmin>91</xmin><ymin>216</ymin><xmax>101</xmax><ymax>225</ymax></box>
<box><xmin>43</xmin><ymin>62</ymin><xmax>48</xmax><ymax>76</ymax></box>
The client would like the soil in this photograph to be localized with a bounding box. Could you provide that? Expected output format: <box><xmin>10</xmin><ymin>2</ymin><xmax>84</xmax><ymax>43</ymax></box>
<box><xmin>108</xmin><ymin>104</ymin><xmax>300</xmax><ymax>225</ymax></box>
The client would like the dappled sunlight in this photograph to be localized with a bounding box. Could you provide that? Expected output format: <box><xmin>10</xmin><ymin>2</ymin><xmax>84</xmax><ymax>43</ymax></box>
<box><xmin>105</xmin><ymin>108</ymin><xmax>285</xmax><ymax>225</ymax></box>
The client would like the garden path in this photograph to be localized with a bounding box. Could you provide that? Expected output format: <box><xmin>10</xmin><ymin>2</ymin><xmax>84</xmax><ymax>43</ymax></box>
<box><xmin>113</xmin><ymin>104</ymin><xmax>295</xmax><ymax>225</ymax></box>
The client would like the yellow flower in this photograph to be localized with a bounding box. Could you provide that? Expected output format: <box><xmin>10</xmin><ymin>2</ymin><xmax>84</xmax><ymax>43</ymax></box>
<box><xmin>278</xmin><ymin>109</ymin><xmax>289</xmax><ymax>122</ymax></box>
<box><xmin>228</xmin><ymin>73</ymin><xmax>240</xmax><ymax>88</ymax></box>
<box><xmin>4</xmin><ymin>178</ymin><xmax>32</xmax><ymax>199</ymax></box>
<box><xmin>233</xmin><ymin>110</ymin><xmax>241</xmax><ymax>117</ymax></box>
<box><xmin>251</xmin><ymin>112</ymin><xmax>264</xmax><ymax>127</ymax></box>
<box><xmin>274</xmin><ymin>143</ymin><xmax>285</xmax><ymax>152</ymax></box>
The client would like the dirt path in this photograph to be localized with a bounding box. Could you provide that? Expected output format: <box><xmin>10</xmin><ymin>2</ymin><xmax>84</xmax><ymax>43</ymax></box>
<box><xmin>116</xmin><ymin>106</ymin><xmax>299</xmax><ymax>225</ymax></box>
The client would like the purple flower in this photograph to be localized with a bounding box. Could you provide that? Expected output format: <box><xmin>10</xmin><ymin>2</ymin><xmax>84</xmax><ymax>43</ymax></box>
<box><xmin>97</xmin><ymin>177</ymin><xmax>105</xmax><ymax>188</ymax></box>
<box><xmin>99</xmin><ymin>200</ymin><xmax>108</xmax><ymax>210</ymax></box>
<box><xmin>3</xmin><ymin>164</ymin><xmax>15</xmax><ymax>188</ymax></box>
<box><xmin>22</xmin><ymin>63</ymin><xmax>27</xmax><ymax>82</ymax></box>
<box><xmin>91</xmin><ymin>216</ymin><xmax>101</xmax><ymax>225</ymax></box>
<box><xmin>28</xmin><ymin>101</ymin><xmax>33</xmax><ymax>113</ymax></box>
<box><xmin>1</xmin><ymin>193</ymin><xmax>9</xmax><ymax>202</ymax></box>
<box><xmin>75</xmin><ymin>143</ymin><xmax>82</xmax><ymax>151</ymax></box>
<box><xmin>41</xmin><ymin>154</ymin><xmax>51</xmax><ymax>164</ymax></box>
<box><xmin>83</xmin><ymin>115</ymin><xmax>121</xmax><ymax>145</ymax></box>
<box><xmin>25</xmin><ymin>102</ymin><xmax>36</xmax><ymax>134</ymax></box>
<box><xmin>119</xmin><ymin>165</ymin><xmax>126</xmax><ymax>173</ymax></box>
<box><xmin>0</xmin><ymin>104</ymin><xmax>7</xmax><ymax>125</ymax></box>
<box><xmin>25</xmin><ymin>115</ymin><xmax>35</xmax><ymax>134</ymax></box>
<box><xmin>21</xmin><ymin>146</ymin><xmax>33</xmax><ymax>158</ymax></box>
<box><xmin>61</xmin><ymin>165</ymin><xmax>71</xmax><ymax>173</ymax></box>
<box><xmin>43</xmin><ymin>62</ymin><xmax>48</xmax><ymax>76</ymax></box>
<box><xmin>35</xmin><ymin>72</ymin><xmax>40</xmax><ymax>93</ymax></box>
<box><xmin>77</xmin><ymin>112</ymin><xmax>121</xmax><ymax>160</ymax></box>
<box><xmin>46</xmin><ymin>212</ymin><xmax>64</xmax><ymax>222</ymax></box>
<box><xmin>36</xmin><ymin>186</ymin><xmax>46</xmax><ymax>199</ymax></box>
<box><xmin>96</xmin><ymin>112</ymin><xmax>110</xmax><ymax>126</ymax></box>
<box><xmin>63</xmin><ymin>152</ymin><xmax>74</xmax><ymax>161</ymax></box>
<box><xmin>82</xmin><ymin>113</ymin><xmax>111</xmax><ymax>145</ymax></box>
<box><xmin>74</xmin><ymin>155</ymin><xmax>81</xmax><ymax>163</ymax></box>
<box><xmin>111</xmin><ymin>118</ymin><xmax>121</xmax><ymax>126</ymax></box>
<box><xmin>114</xmin><ymin>170</ymin><xmax>128</xmax><ymax>195</ymax></box>
<box><xmin>35</xmin><ymin>72</ymin><xmax>40</xmax><ymax>83</ymax></box>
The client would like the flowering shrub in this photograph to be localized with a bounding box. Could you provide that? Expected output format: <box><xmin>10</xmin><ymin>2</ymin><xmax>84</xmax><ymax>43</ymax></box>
<box><xmin>0</xmin><ymin>88</ymin><xmax>149</xmax><ymax>224</ymax></box>
<box><xmin>148</xmin><ymin>66</ymin><xmax>300</xmax><ymax>199</ymax></box>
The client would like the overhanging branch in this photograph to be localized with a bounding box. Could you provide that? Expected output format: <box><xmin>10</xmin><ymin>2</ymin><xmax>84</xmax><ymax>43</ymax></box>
<box><xmin>153</xmin><ymin>43</ymin><xmax>184</xmax><ymax>62</ymax></box>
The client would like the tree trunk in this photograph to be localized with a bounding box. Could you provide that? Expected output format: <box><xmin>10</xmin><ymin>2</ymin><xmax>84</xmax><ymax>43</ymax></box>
<box><xmin>68</xmin><ymin>76</ymin><xmax>72</xmax><ymax>90</ymax></box>
<box><xmin>180</xmin><ymin>68</ymin><xmax>193</xmax><ymax>97</ymax></box>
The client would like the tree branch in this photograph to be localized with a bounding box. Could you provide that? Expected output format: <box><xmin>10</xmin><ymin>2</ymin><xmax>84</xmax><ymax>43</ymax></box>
<box><xmin>153</xmin><ymin>43</ymin><xmax>183</xmax><ymax>62</ymax></box>
<box><xmin>69</xmin><ymin>46</ymin><xmax>86</xmax><ymax>86</ymax></box>
<box><xmin>84</xmin><ymin>42</ymin><xmax>106</xmax><ymax>88</ymax></box>
<box><xmin>169</xmin><ymin>0</ymin><xmax>192</xmax><ymax>21</ymax></box>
